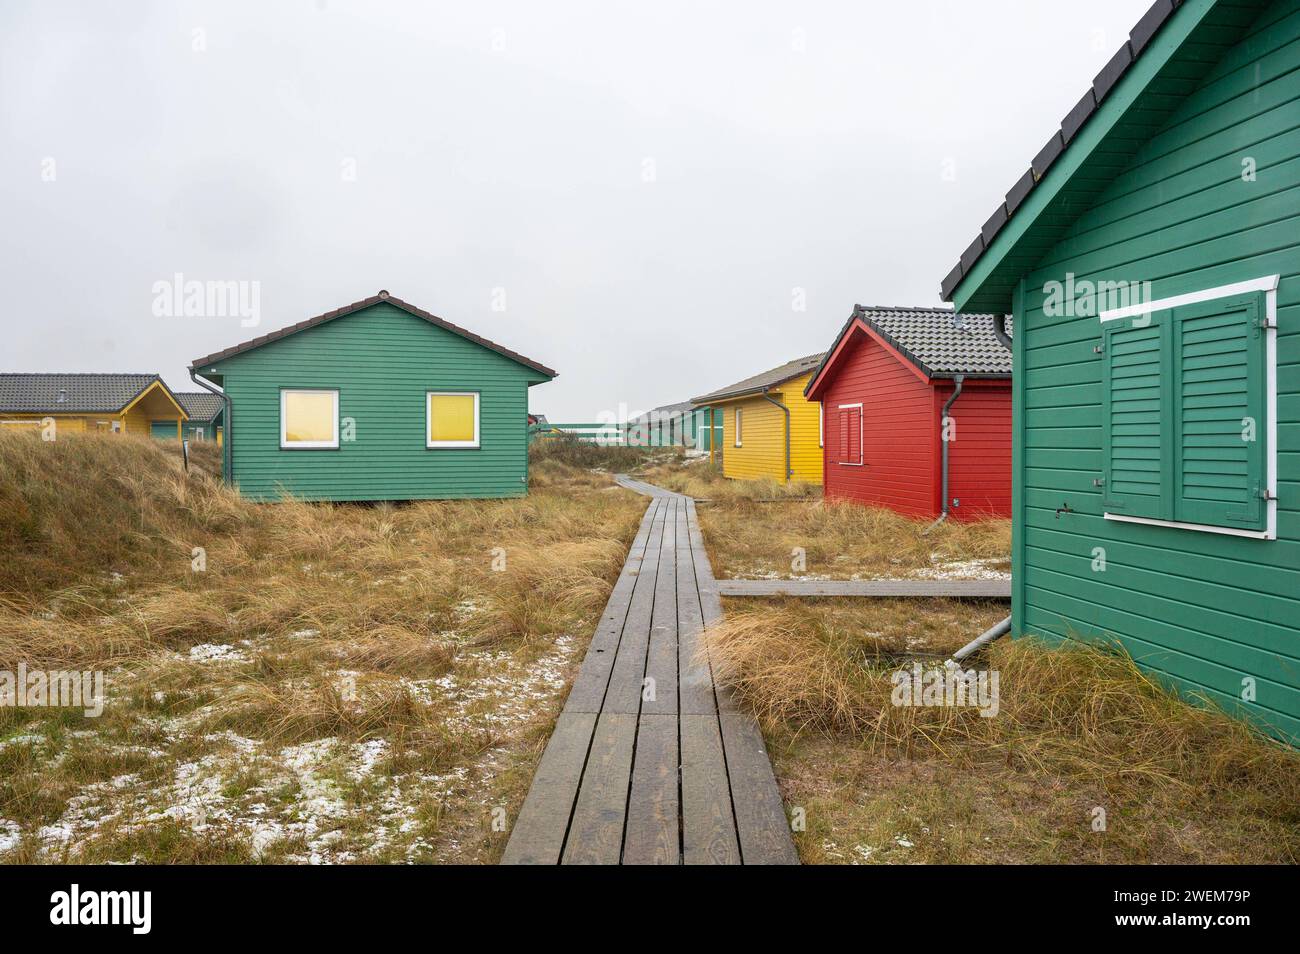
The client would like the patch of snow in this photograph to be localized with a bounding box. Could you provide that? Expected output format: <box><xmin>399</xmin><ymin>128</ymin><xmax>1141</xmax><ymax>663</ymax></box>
<box><xmin>0</xmin><ymin>819</ymin><xmax>21</xmax><ymax>853</ymax></box>
<box><xmin>910</xmin><ymin>556</ymin><xmax>1010</xmax><ymax>582</ymax></box>
<box><xmin>188</xmin><ymin>643</ymin><xmax>249</xmax><ymax>663</ymax></box>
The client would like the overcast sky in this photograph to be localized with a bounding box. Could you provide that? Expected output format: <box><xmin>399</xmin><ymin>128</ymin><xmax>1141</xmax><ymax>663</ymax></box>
<box><xmin>1</xmin><ymin>0</ymin><xmax>1153</xmax><ymax>421</ymax></box>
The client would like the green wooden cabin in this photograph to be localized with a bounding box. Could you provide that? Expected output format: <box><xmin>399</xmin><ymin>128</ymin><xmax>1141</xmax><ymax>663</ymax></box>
<box><xmin>625</xmin><ymin>403</ymin><xmax>721</xmax><ymax>449</ymax></box>
<box><xmin>190</xmin><ymin>291</ymin><xmax>556</xmax><ymax>501</ymax></box>
<box><xmin>150</xmin><ymin>393</ymin><xmax>225</xmax><ymax>444</ymax></box>
<box><xmin>943</xmin><ymin>0</ymin><xmax>1299</xmax><ymax>740</ymax></box>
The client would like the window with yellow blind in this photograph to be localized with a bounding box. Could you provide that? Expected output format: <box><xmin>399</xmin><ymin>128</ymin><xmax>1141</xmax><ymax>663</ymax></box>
<box><xmin>280</xmin><ymin>389</ymin><xmax>339</xmax><ymax>449</ymax></box>
<box><xmin>427</xmin><ymin>392</ymin><xmax>479</xmax><ymax>448</ymax></box>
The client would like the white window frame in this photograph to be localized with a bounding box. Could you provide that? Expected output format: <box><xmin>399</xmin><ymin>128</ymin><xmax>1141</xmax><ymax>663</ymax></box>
<box><xmin>1099</xmin><ymin>275</ymin><xmax>1278</xmax><ymax>541</ymax></box>
<box><xmin>734</xmin><ymin>408</ymin><xmax>743</xmax><ymax>447</ymax></box>
<box><xmin>818</xmin><ymin>403</ymin><xmax>824</xmax><ymax>448</ymax></box>
<box><xmin>280</xmin><ymin>388</ymin><xmax>339</xmax><ymax>450</ymax></box>
<box><xmin>838</xmin><ymin>402</ymin><xmax>864</xmax><ymax>466</ymax></box>
<box><xmin>426</xmin><ymin>390</ymin><xmax>480</xmax><ymax>449</ymax></box>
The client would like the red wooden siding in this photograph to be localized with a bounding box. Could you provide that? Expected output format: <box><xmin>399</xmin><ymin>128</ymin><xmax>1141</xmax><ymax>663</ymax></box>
<box><xmin>821</xmin><ymin>331</ymin><xmax>937</xmax><ymax>518</ymax></box>
<box><xmin>936</xmin><ymin>380</ymin><xmax>1012</xmax><ymax>519</ymax></box>
<box><xmin>815</xmin><ymin>323</ymin><xmax>1012</xmax><ymax>520</ymax></box>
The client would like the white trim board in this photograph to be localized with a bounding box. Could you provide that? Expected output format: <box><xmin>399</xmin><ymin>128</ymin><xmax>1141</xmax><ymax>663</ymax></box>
<box><xmin>1099</xmin><ymin>274</ymin><xmax>1279</xmax><ymax>541</ymax></box>
<box><xmin>837</xmin><ymin>402</ymin><xmax>864</xmax><ymax>467</ymax></box>
<box><xmin>280</xmin><ymin>388</ymin><xmax>339</xmax><ymax>450</ymax></box>
<box><xmin>1099</xmin><ymin>274</ymin><xmax>1279</xmax><ymax>321</ymax></box>
<box><xmin>426</xmin><ymin>391</ymin><xmax>481</xmax><ymax>449</ymax></box>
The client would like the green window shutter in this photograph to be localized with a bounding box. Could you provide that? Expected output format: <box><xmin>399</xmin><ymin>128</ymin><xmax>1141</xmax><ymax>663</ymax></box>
<box><xmin>1101</xmin><ymin>314</ymin><xmax>1170</xmax><ymax>519</ymax></box>
<box><xmin>1172</xmin><ymin>293</ymin><xmax>1266</xmax><ymax>531</ymax></box>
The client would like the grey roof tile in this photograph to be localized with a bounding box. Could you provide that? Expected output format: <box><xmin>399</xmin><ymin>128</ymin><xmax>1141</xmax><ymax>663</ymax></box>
<box><xmin>691</xmin><ymin>353</ymin><xmax>826</xmax><ymax>404</ymax></box>
<box><xmin>176</xmin><ymin>392</ymin><xmax>225</xmax><ymax>421</ymax></box>
<box><xmin>807</xmin><ymin>307</ymin><xmax>1012</xmax><ymax>393</ymax></box>
<box><xmin>0</xmin><ymin>373</ymin><xmax>166</xmax><ymax>414</ymax></box>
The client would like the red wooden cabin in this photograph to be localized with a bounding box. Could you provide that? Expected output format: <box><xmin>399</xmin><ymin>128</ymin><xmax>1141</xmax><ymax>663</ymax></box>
<box><xmin>804</xmin><ymin>306</ymin><xmax>1012</xmax><ymax>520</ymax></box>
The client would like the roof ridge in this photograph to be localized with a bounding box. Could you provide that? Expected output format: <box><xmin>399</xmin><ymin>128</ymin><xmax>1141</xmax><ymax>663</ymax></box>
<box><xmin>854</xmin><ymin>304</ymin><xmax>957</xmax><ymax>314</ymax></box>
<box><xmin>0</xmin><ymin>371</ymin><xmax>159</xmax><ymax>377</ymax></box>
<box><xmin>190</xmin><ymin>290</ymin><xmax>556</xmax><ymax>379</ymax></box>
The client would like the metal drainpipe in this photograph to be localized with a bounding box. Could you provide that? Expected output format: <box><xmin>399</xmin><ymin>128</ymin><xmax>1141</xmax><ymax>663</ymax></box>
<box><xmin>925</xmin><ymin>374</ymin><xmax>965</xmax><ymax>532</ymax></box>
<box><xmin>189</xmin><ymin>367</ymin><xmax>231</xmax><ymax>483</ymax></box>
<box><xmin>992</xmin><ymin>313</ymin><xmax>1012</xmax><ymax>351</ymax></box>
<box><xmin>760</xmin><ymin>389</ymin><xmax>793</xmax><ymax>482</ymax></box>
<box><xmin>945</xmin><ymin>616</ymin><xmax>1012</xmax><ymax>668</ymax></box>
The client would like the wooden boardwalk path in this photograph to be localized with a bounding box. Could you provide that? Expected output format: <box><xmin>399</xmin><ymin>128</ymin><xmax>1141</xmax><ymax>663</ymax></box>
<box><xmin>502</xmin><ymin>476</ymin><xmax>798</xmax><ymax>865</ymax></box>
<box><xmin>716</xmin><ymin>579</ymin><xmax>1011</xmax><ymax>598</ymax></box>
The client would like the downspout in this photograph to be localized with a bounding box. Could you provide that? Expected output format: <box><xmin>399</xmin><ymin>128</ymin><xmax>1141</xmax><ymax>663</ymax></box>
<box><xmin>189</xmin><ymin>367</ymin><xmax>232</xmax><ymax>483</ymax></box>
<box><xmin>992</xmin><ymin>313</ymin><xmax>1013</xmax><ymax>351</ymax></box>
<box><xmin>760</xmin><ymin>389</ymin><xmax>792</xmax><ymax>482</ymax></box>
<box><xmin>924</xmin><ymin>374</ymin><xmax>964</xmax><ymax>532</ymax></box>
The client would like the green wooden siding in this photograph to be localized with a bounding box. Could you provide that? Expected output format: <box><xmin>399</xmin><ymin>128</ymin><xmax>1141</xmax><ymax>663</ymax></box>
<box><xmin>150</xmin><ymin>420</ymin><xmax>179</xmax><ymax>440</ymax></box>
<box><xmin>200</xmin><ymin>302</ymin><xmax>547</xmax><ymax>502</ymax></box>
<box><xmin>1012</xmin><ymin>0</ymin><xmax>1300</xmax><ymax>741</ymax></box>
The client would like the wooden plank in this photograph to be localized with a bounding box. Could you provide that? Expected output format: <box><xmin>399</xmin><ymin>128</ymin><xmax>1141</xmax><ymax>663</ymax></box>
<box><xmin>680</xmin><ymin>713</ymin><xmax>741</xmax><ymax>865</ymax></box>
<box><xmin>561</xmin><ymin>713</ymin><xmax>638</xmax><ymax>865</ymax></box>
<box><xmin>642</xmin><ymin>498</ymin><xmax>679</xmax><ymax>715</ymax></box>
<box><xmin>719</xmin><ymin>710</ymin><xmax>799</xmax><ymax>865</ymax></box>
<box><xmin>622</xmin><ymin>713</ymin><xmax>680</xmax><ymax>865</ymax></box>
<box><xmin>603</xmin><ymin>501</ymin><xmax>670</xmax><ymax>714</ymax></box>
<box><xmin>686</xmin><ymin>498</ymin><xmax>736</xmax><ymax>712</ymax></box>
<box><xmin>501</xmin><ymin>711</ymin><xmax>598</xmax><ymax>865</ymax></box>
<box><xmin>715</xmin><ymin>579</ymin><xmax>1012</xmax><ymax>599</ymax></box>
<box><xmin>614</xmin><ymin>474</ymin><xmax>683</xmax><ymax>498</ymax></box>
<box><xmin>686</xmin><ymin>499</ymin><xmax>725</xmax><ymax>626</ymax></box>
<box><xmin>564</xmin><ymin>499</ymin><xmax>662</xmax><ymax>713</ymax></box>
<box><xmin>676</xmin><ymin>498</ymin><xmax>716</xmax><ymax>716</ymax></box>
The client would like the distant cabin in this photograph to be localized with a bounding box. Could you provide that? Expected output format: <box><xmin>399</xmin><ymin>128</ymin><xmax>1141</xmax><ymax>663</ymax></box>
<box><xmin>691</xmin><ymin>354</ymin><xmax>826</xmax><ymax>484</ymax></box>
<box><xmin>943</xmin><ymin>0</ymin><xmax>1299</xmax><ymax>740</ymax></box>
<box><xmin>625</xmin><ymin>402</ymin><xmax>719</xmax><ymax>450</ymax></box>
<box><xmin>174</xmin><ymin>393</ymin><xmax>225</xmax><ymax>446</ymax></box>
<box><xmin>0</xmin><ymin>373</ymin><xmax>188</xmax><ymax>438</ymax></box>
<box><xmin>189</xmin><ymin>291</ymin><xmax>556</xmax><ymax>502</ymax></box>
<box><xmin>804</xmin><ymin>307</ymin><xmax>1012</xmax><ymax>520</ymax></box>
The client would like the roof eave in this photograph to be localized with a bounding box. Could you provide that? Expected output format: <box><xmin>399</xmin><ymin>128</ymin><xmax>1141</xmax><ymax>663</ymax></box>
<box><xmin>945</xmin><ymin>0</ymin><xmax>1213</xmax><ymax>314</ymax></box>
<box><xmin>190</xmin><ymin>293</ymin><xmax>558</xmax><ymax>379</ymax></box>
<box><xmin>691</xmin><ymin>378</ymin><xmax>798</xmax><ymax>406</ymax></box>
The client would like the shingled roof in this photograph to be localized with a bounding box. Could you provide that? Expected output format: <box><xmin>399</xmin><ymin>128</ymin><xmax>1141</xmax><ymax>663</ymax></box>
<box><xmin>805</xmin><ymin>306</ymin><xmax>1011</xmax><ymax>398</ymax></box>
<box><xmin>190</xmin><ymin>290</ymin><xmax>557</xmax><ymax>379</ymax></box>
<box><xmin>691</xmin><ymin>353</ymin><xmax>826</xmax><ymax>405</ymax></box>
<box><xmin>176</xmin><ymin>392</ymin><xmax>225</xmax><ymax>422</ymax></box>
<box><xmin>940</xmin><ymin>0</ymin><xmax>1182</xmax><ymax>302</ymax></box>
<box><xmin>0</xmin><ymin>373</ymin><xmax>180</xmax><ymax>414</ymax></box>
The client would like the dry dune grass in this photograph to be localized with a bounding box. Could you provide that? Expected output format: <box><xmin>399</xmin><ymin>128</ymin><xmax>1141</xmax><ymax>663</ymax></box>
<box><xmin>704</xmin><ymin>601</ymin><xmax>1300</xmax><ymax>863</ymax></box>
<box><xmin>633</xmin><ymin>457</ymin><xmax>1299</xmax><ymax>863</ymax></box>
<box><xmin>0</xmin><ymin>431</ymin><xmax>645</xmax><ymax>863</ymax></box>
<box><xmin>635</xmin><ymin>457</ymin><xmax>1009</xmax><ymax>580</ymax></box>
<box><xmin>635</xmin><ymin>458</ymin><xmax>819</xmax><ymax>503</ymax></box>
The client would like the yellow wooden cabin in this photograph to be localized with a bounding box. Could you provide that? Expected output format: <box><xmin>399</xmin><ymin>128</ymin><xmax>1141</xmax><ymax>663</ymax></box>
<box><xmin>691</xmin><ymin>353</ymin><xmax>825</xmax><ymax>484</ymax></box>
<box><xmin>0</xmin><ymin>373</ymin><xmax>188</xmax><ymax>439</ymax></box>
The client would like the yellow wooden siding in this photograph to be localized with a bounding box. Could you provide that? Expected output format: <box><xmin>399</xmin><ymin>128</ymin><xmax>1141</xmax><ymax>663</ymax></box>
<box><xmin>714</xmin><ymin>371</ymin><xmax>823</xmax><ymax>485</ymax></box>
<box><xmin>785</xmin><ymin>373</ymin><xmax>824</xmax><ymax>484</ymax></box>
<box><xmin>0</xmin><ymin>415</ymin><xmax>90</xmax><ymax>433</ymax></box>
